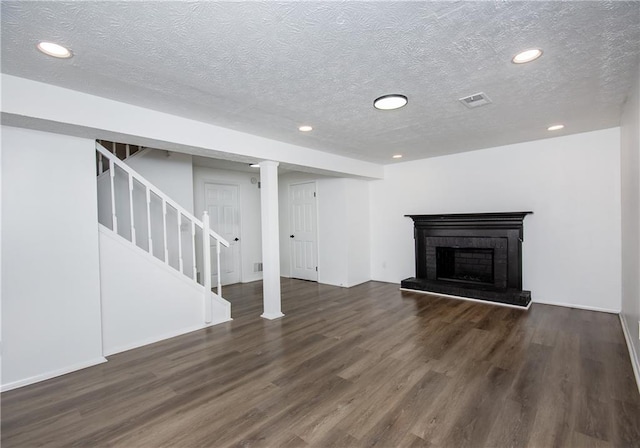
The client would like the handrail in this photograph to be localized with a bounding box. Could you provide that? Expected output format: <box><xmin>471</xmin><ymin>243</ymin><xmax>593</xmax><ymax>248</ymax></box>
<box><xmin>96</xmin><ymin>143</ymin><xmax>229</xmax><ymax>247</ymax></box>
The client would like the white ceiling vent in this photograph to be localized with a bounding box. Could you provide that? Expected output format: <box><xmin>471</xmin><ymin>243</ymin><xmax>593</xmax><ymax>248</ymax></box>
<box><xmin>459</xmin><ymin>92</ymin><xmax>492</xmax><ymax>109</ymax></box>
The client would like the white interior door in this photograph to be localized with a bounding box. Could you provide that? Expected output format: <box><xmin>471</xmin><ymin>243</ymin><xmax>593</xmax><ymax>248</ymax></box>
<box><xmin>205</xmin><ymin>183</ymin><xmax>241</xmax><ymax>286</ymax></box>
<box><xmin>289</xmin><ymin>182</ymin><xmax>318</xmax><ymax>281</ymax></box>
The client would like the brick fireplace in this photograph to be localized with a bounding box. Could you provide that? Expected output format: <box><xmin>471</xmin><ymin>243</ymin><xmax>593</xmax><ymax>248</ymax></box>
<box><xmin>401</xmin><ymin>212</ymin><xmax>533</xmax><ymax>307</ymax></box>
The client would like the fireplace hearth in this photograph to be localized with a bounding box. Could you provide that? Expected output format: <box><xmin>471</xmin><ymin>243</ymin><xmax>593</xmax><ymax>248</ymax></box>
<box><xmin>401</xmin><ymin>212</ymin><xmax>533</xmax><ymax>307</ymax></box>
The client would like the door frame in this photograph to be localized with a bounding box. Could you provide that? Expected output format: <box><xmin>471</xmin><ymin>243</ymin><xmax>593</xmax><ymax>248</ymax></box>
<box><xmin>288</xmin><ymin>181</ymin><xmax>319</xmax><ymax>280</ymax></box>
<box><xmin>202</xmin><ymin>180</ymin><xmax>243</xmax><ymax>285</ymax></box>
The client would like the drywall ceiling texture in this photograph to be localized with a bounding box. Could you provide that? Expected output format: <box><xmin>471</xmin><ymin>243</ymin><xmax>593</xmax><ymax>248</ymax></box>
<box><xmin>2</xmin><ymin>2</ymin><xmax>639</xmax><ymax>163</ymax></box>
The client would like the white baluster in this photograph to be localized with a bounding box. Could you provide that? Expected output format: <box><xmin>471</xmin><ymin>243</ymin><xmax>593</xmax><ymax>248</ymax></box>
<box><xmin>98</xmin><ymin>152</ymin><xmax>104</xmax><ymax>174</ymax></box>
<box><xmin>202</xmin><ymin>211</ymin><xmax>213</xmax><ymax>323</ymax></box>
<box><xmin>177</xmin><ymin>213</ymin><xmax>184</xmax><ymax>274</ymax></box>
<box><xmin>112</xmin><ymin>141</ymin><xmax>116</xmax><ymax>155</ymax></box>
<box><xmin>109</xmin><ymin>159</ymin><xmax>118</xmax><ymax>233</ymax></box>
<box><xmin>216</xmin><ymin>239</ymin><xmax>222</xmax><ymax>297</ymax></box>
<box><xmin>128</xmin><ymin>173</ymin><xmax>136</xmax><ymax>244</ymax></box>
<box><xmin>125</xmin><ymin>144</ymin><xmax>130</xmax><ymax>159</ymax></box>
<box><xmin>146</xmin><ymin>187</ymin><xmax>153</xmax><ymax>255</ymax></box>
<box><xmin>191</xmin><ymin>221</ymin><xmax>197</xmax><ymax>282</ymax></box>
<box><xmin>162</xmin><ymin>200</ymin><xmax>169</xmax><ymax>264</ymax></box>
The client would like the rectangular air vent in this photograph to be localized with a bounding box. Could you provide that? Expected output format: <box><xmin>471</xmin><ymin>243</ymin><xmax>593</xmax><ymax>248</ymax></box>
<box><xmin>254</xmin><ymin>262</ymin><xmax>263</xmax><ymax>272</ymax></box>
<box><xmin>459</xmin><ymin>92</ymin><xmax>492</xmax><ymax>109</ymax></box>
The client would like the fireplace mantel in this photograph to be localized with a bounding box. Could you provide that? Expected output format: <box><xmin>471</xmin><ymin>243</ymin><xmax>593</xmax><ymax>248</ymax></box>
<box><xmin>406</xmin><ymin>212</ymin><xmax>532</xmax><ymax>230</ymax></box>
<box><xmin>401</xmin><ymin>211</ymin><xmax>533</xmax><ymax>307</ymax></box>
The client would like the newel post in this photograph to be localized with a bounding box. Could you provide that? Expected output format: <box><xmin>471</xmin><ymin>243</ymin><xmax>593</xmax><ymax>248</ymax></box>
<box><xmin>202</xmin><ymin>210</ymin><xmax>213</xmax><ymax>323</ymax></box>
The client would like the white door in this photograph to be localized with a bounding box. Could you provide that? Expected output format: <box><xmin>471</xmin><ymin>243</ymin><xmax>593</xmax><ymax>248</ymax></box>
<box><xmin>289</xmin><ymin>182</ymin><xmax>318</xmax><ymax>281</ymax></box>
<box><xmin>205</xmin><ymin>183</ymin><xmax>241</xmax><ymax>286</ymax></box>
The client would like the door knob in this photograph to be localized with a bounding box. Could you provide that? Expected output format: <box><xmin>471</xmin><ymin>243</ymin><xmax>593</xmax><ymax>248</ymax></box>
<box><xmin>234</xmin><ymin>237</ymin><xmax>239</xmax><ymax>241</ymax></box>
<box><xmin>290</xmin><ymin>235</ymin><xmax>295</xmax><ymax>238</ymax></box>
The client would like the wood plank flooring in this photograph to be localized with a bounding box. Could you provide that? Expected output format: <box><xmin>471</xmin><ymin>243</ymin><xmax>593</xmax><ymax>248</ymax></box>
<box><xmin>3</xmin><ymin>279</ymin><xmax>640</xmax><ymax>447</ymax></box>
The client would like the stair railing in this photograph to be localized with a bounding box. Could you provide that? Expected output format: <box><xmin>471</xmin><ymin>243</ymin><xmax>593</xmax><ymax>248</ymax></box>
<box><xmin>96</xmin><ymin>143</ymin><xmax>229</xmax><ymax>322</ymax></box>
<box><xmin>96</xmin><ymin>140</ymin><xmax>144</xmax><ymax>175</ymax></box>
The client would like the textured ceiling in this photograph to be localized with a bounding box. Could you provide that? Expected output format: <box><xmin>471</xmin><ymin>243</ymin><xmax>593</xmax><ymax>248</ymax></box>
<box><xmin>2</xmin><ymin>1</ymin><xmax>639</xmax><ymax>164</ymax></box>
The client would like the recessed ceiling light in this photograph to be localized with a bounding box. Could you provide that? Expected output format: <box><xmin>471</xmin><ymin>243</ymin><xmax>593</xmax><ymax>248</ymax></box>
<box><xmin>512</xmin><ymin>48</ymin><xmax>542</xmax><ymax>64</ymax></box>
<box><xmin>298</xmin><ymin>125</ymin><xmax>313</xmax><ymax>132</ymax></box>
<box><xmin>250</xmin><ymin>163</ymin><xmax>260</xmax><ymax>168</ymax></box>
<box><xmin>374</xmin><ymin>94</ymin><xmax>408</xmax><ymax>110</ymax></box>
<box><xmin>392</xmin><ymin>154</ymin><xmax>403</xmax><ymax>159</ymax></box>
<box><xmin>37</xmin><ymin>41</ymin><xmax>73</xmax><ymax>58</ymax></box>
<box><xmin>547</xmin><ymin>124</ymin><xmax>565</xmax><ymax>131</ymax></box>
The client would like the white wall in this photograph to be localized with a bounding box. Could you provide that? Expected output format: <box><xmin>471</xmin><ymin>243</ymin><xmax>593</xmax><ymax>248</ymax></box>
<box><xmin>620</xmin><ymin>61</ymin><xmax>640</xmax><ymax>389</ymax></box>
<box><xmin>317</xmin><ymin>179</ymin><xmax>349</xmax><ymax>286</ymax></box>
<box><xmin>346</xmin><ymin>179</ymin><xmax>371</xmax><ymax>287</ymax></box>
<box><xmin>0</xmin><ymin>127</ymin><xmax>3</xmax><ymax>372</ymax></box>
<box><xmin>370</xmin><ymin>128</ymin><xmax>622</xmax><ymax>312</ymax></box>
<box><xmin>193</xmin><ymin>166</ymin><xmax>263</xmax><ymax>283</ymax></box>
<box><xmin>99</xmin><ymin>226</ymin><xmax>230</xmax><ymax>355</ymax></box>
<box><xmin>279</xmin><ymin>173</ymin><xmax>371</xmax><ymax>287</ymax></box>
<box><xmin>1</xmin><ymin>126</ymin><xmax>105</xmax><ymax>390</ymax></box>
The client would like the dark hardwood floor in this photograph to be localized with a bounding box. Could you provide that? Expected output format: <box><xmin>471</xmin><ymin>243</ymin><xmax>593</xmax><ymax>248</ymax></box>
<box><xmin>3</xmin><ymin>279</ymin><xmax>640</xmax><ymax>447</ymax></box>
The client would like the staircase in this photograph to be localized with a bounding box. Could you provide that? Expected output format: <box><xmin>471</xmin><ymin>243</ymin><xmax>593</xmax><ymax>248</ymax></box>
<box><xmin>95</xmin><ymin>142</ymin><xmax>231</xmax><ymax>354</ymax></box>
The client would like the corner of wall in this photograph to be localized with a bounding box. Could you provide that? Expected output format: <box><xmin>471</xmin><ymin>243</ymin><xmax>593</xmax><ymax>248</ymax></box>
<box><xmin>619</xmin><ymin>59</ymin><xmax>640</xmax><ymax>394</ymax></box>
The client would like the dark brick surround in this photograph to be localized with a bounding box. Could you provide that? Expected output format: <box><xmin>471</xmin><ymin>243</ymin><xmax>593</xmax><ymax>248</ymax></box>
<box><xmin>401</xmin><ymin>212</ymin><xmax>533</xmax><ymax>307</ymax></box>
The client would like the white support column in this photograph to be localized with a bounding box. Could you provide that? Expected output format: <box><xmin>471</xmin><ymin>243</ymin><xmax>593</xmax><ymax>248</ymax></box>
<box><xmin>259</xmin><ymin>160</ymin><xmax>284</xmax><ymax>320</ymax></box>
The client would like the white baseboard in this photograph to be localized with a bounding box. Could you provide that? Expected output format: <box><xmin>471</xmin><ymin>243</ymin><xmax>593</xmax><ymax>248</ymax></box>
<box><xmin>242</xmin><ymin>274</ymin><xmax>263</xmax><ymax>283</ymax></box>
<box><xmin>399</xmin><ymin>288</ymin><xmax>532</xmax><ymax>310</ymax></box>
<box><xmin>104</xmin><ymin>317</ymin><xmax>232</xmax><ymax>357</ymax></box>
<box><xmin>261</xmin><ymin>312</ymin><xmax>285</xmax><ymax>320</ymax></box>
<box><xmin>532</xmin><ymin>298</ymin><xmax>620</xmax><ymax>314</ymax></box>
<box><xmin>619</xmin><ymin>314</ymin><xmax>640</xmax><ymax>395</ymax></box>
<box><xmin>345</xmin><ymin>279</ymin><xmax>371</xmax><ymax>288</ymax></box>
<box><xmin>1</xmin><ymin>357</ymin><xmax>108</xmax><ymax>392</ymax></box>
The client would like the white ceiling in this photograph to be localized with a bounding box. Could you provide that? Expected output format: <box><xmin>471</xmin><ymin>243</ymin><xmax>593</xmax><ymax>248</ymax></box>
<box><xmin>2</xmin><ymin>1</ymin><xmax>639</xmax><ymax>164</ymax></box>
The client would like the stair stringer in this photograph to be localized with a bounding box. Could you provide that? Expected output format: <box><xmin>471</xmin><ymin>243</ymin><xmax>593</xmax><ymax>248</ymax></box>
<box><xmin>98</xmin><ymin>224</ymin><xmax>231</xmax><ymax>356</ymax></box>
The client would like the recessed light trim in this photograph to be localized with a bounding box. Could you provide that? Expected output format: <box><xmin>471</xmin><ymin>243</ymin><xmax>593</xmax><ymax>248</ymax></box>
<box><xmin>374</xmin><ymin>94</ymin><xmax>408</xmax><ymax>110</ymax></box>
<box><xmin>512</xmin><ymin>48</ymin><xmax>542</xmax><ymax>64</ymax></box>
<box><xmin>547</xmin><ymin>124</ymin><xmax>565</xmax><ymax>131</ymax></box>
<box><xmin>298</xmin><ymin>125</ymin><xmax>313</xmax><ymax>132</ymax></box>
<box><xmin>392</xmin><ymin>154</ymin><xmax>403</xmax><ymax>159</ymax></box>
<box><xmin>37</xmin><ymin>41</ymin><xmax>73</xmax><ymax>58</ymax></box>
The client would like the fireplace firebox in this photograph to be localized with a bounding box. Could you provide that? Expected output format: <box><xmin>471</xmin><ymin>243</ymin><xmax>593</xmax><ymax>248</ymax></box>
<box><xmin>401</xmin><ymin>212</ymin><xmax>533</xmax><ymax>307</ymax></box>
<box><xmin>436</xmin><ymin>247</ymin><xmax>494</xmax><ymax>285</ymax></box>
